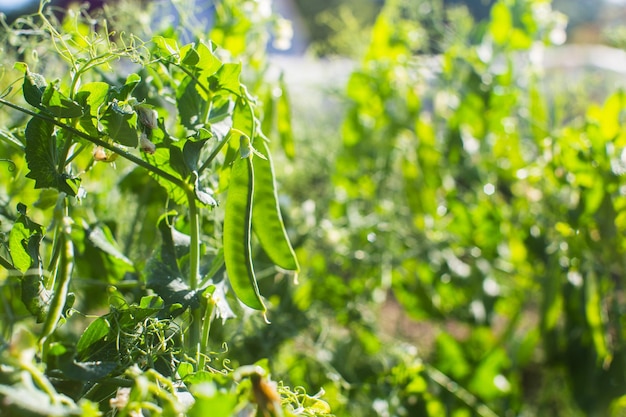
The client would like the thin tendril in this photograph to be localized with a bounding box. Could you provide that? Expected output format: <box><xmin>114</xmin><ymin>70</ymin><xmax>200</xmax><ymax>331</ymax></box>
<box><xmin>0</xmin><ymin>159</ymin><xmax>16</xmax><ymax>173</ymax></box>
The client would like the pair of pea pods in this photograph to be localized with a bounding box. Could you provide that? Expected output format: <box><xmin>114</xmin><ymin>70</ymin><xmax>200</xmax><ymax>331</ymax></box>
<box><xmin>223</xmin><ymin>137</ymin><xmax>299</xmax><ymax>315</ymax></box>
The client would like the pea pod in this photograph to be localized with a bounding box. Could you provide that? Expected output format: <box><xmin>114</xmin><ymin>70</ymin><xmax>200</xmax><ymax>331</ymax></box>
<box><xmin>223</xmin><ymin>149</ymin><xmax>266</xmax><ymax>312</ymax></box>
<box><xmin>252</xmin><ymin>140</ymin><xmax>299</xmax><ymax>271</ymax></box>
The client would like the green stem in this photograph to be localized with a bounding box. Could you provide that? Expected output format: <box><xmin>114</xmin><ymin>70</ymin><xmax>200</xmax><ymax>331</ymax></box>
<box><xmin>198</xmin><ymin>130</ymin><xmax>232</xmax><ymax>174</ymax></box>
<box><xmin>40</xmin><ymin>213</ymin><xmax>73</xmax><ymax>353</ymax></box>
<box><xmin>186</xmin><ymin>190</ymin><xmax>202</xmax><ymax>363</ymax></box>
<box><xmin>0</xmin><ymin>255</ymin><xmax>16</xmax><ymax>271</ymax></box>
<box><xmin>21</xmin><ymin>359</ymin><xmax>61</xmax><ymax>405</ymax></box>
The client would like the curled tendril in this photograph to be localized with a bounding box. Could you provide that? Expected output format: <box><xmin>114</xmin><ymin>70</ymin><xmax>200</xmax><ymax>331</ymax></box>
<box><xmin>0</xmin><ymin>159</ymin><xmax>16</xmax><ymax>173</ymax></box>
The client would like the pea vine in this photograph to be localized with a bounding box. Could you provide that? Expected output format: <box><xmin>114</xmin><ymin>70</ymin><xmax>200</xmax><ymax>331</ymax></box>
<box><xmin>0</xmin><ymin>1</ymin><xmax>309</xmax><ymax>416</ymax></box>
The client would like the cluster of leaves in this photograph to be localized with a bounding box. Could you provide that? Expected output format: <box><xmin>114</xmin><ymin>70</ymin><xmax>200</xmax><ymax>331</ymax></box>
<box><xmin>0</xmin><ymin>1</ymin><xmax>331</xmax><ymax>416</ymax></box>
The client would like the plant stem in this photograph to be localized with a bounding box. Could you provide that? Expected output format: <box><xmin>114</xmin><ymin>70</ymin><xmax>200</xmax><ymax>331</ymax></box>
<box><xmin>21</xmin><ymin>359</ymin><xmax>61</xmax><ymax>405</ymax></box>
<box><xmin>186</xmin><ymin>190</ymin><xmax>202</xmax><ymax>363</ymax></box>
<box><xmin>198</xmin><ymin>130</ymin><xmax>232</xmax><ymax>174</ymax></box>
<box><xmin>40</xmin><ymin>211</ymin><xmax>73</xmax><ymax>353</ymax></box>
<box><xmin>0</xmin><ymin>255</ymin><xmax>16</xmax><ymax>271</ymax></box>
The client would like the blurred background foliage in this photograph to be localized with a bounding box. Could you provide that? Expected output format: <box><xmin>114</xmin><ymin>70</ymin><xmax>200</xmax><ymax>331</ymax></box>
<box><xmin>3</xmin><ymin>0</ymin><xmax>626</xmax><ymax>416</ymax></box>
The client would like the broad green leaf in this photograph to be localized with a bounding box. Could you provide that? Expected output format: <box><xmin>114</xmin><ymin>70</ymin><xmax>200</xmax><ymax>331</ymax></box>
<box><xmin>100</xmin><ymin>101</ymin><xmax>138</xmax><ymax>147</ymax></box>
<box><xmin>76</xmin><ymin>316</ymin><xmax>110</xmax><ymax>353</ymax></box>
<box><xmin>146</xmin><ymin>215</ymin><xmax>200</xmax><ymax>312</ymax></box>
<box><xmin>85</xmin><ymin>222</ymin><xmax>133</xmax><ymax>265</ymax></box>
<box><xmin>76</xmin><ymin>82</ymin><xmax>109</xmax><ymax>120</ymax></box>
<box><xmin>184</xmin><ymin>138</ymin><xmax>208</xmax><ymax>172</ymax></box>
<box><xmin>177</xmin><ymin>77</ymin><xmax>205</xmax><ymax>130</ymax></box>
<box><xmin>21</xmin><ymin>68</ymin><xmax>47</xmax><ymax>108</ymax></box>
<box><xmin>24</xmin><ymin>117</ymin><xmax>81</xmax><ymax>196</ymax></box>
<box><xmin>108</xmin><ymin>73</ymin><xmax>141</xmax><ymax>101</ymax></box>
<box><xmin>8</xmin><ymin>206</ymin><xmax>42</xmax><ymax>272</ymax></box>
<box><xmin>153</xmin><ymin>35</ymin><xmax>179</xmax><ymax>58</ymax></box>
<box><xmin>143</xmin><ymin>148</ymin><xmax>187</xmax><ymax>204</ymax></box>
<box><xmin>214</xmin><ymin>63</ymin><xmax>242</xmax><ymax>93</ymax></box>
<box><xmin>169</xmin><ymin>141</ymin><xmax>189</xmax><ymax>178</ymax></box>
<box><xmin>41</xmin><ymin>84</ymin><xmax>84</xmax><ymax>118</ymax></box>
<box><xmin>196</xmin><ymin>42</ymin><xmax>222</xmax><ymax>78</ymax></box>
<box><xmin>8</xmin><ymin>208</ymin><xmax>51</xmax><ymax>322</ymax></box>
<box><xmin>181</xmin><ymin>45</ymin><xmax>200</xmax><ymax>67</ymax></box>
<box><xmin>56</xmin><ymin>357</ymin><xmax>118</xmax><ymax>381</ymax></box>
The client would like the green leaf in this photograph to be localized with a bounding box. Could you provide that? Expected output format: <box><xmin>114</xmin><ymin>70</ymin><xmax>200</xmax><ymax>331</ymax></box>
<box><xmin>85</xmin><ymin>222</ymin><xmax>133</xmax><ymax>266</ymax></box>
<box><xmin>184</xmin><ymin>139</ymin><xmax>208</xmax><ymax>172</ymax></box>
<box><xmin>76</xmin><ymin>316</ymin><xmax>110</xmax><ymax>354</ymax></box>
<box><xmin>143</xmin><ymin>148</ymin><xmax>187</xmax><ymax>204</ymax></box>
<box><xmin>22</xmin><ymin>68</ymin><xmax>47</xmax><ymax>108</ymax></box>
<box><xmin>177</xmin><ymin>77</ymin><xmax>206</xmax><ymax>130</ymax></box>
<box><xmin>193</xmin><ymin>176</ymin><xmax>217</xmax><ymax>207</ymax></box>
<box><xmin>196</xmin><ymin>42</ymin><xmax>223</xmax><ymax>78</ymax></box>
<box><xmin>24</xmin><ymin>117</ymin><xmax>81</xmax><ymax>196</ymax></box>
<box><xmin>76</xmin><ymin>82</ymin><xmax>109</xmax><ymax>136</ymax></box>
<box><xmin>56</xmin><ymin>356</ymin><xmax>118</xmax><ymax>381</ymax></box>
<box><xmin>181</xmin><ymin>45</ymin><xmax>200</xmax><ymax>66</ymax></box>
<box><xmin>76</xmin><ymin>82</ymin><xmax>109</xmax><ymax>116</ymax></box>
<box><xmin>8</xmin><ymin>209</ymin><xmax>51</xmax><ymax>322</ymax></box>
<box><xmin>214</xmin><ymin>63</ymin><xmax>242</xmax><ymax>93</ymax></box>
<box><xmin>108</xmin><ymin>73</ymin><xmax>141</xmax><ymax>101</ymax></box>
<box><xmin>100</xmin><ymin>100</ymin><xmax>138</xmax><ymax>147</ymax></box>
<box><xmin>41</xmin><ymin>84</ymin><xmax>84</xmax><ymax>118</ymax></box>
<box><xmin>146</xmin><ymin>215</ymin><xmax>200</xmax><ymax>312</ymax></box>
<box><xmin>153</xmin><ymin>35</ymin><xmax>180</xmax><ymax>58</ymax></box>
<box><xmin>8</xmin><ymin>209</ymin><xmax>42</xmax><ymax>272</ymax></box>
<box><xmin>169</xmin><ymin>142</ymin><xmax>189</xmax><ymax>178</ymax></box>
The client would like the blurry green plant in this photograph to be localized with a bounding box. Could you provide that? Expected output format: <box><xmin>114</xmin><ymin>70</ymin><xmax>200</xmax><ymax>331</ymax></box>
<box><xmin>273</xmin><ymin>0</ymin><xmax>626</xmax><ymax>415</ymax></box>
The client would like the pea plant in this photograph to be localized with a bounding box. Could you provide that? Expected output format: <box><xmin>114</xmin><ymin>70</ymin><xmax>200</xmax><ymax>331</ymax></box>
<box><xmin>0</xmin><ymin>2</ymin><xmax>326</xmax><ymax>416</ymax></box>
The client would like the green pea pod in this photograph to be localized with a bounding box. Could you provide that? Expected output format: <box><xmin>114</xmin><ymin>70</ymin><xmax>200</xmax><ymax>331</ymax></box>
<box><xmin>252</xmin><ymin>140</ymin><xmax>300</xmax><ymax>272</ymax></box>
<box><xmin>223</xmin><ymin>152</ymin><xmax>266</xmax><ymax>312</ymax></box>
